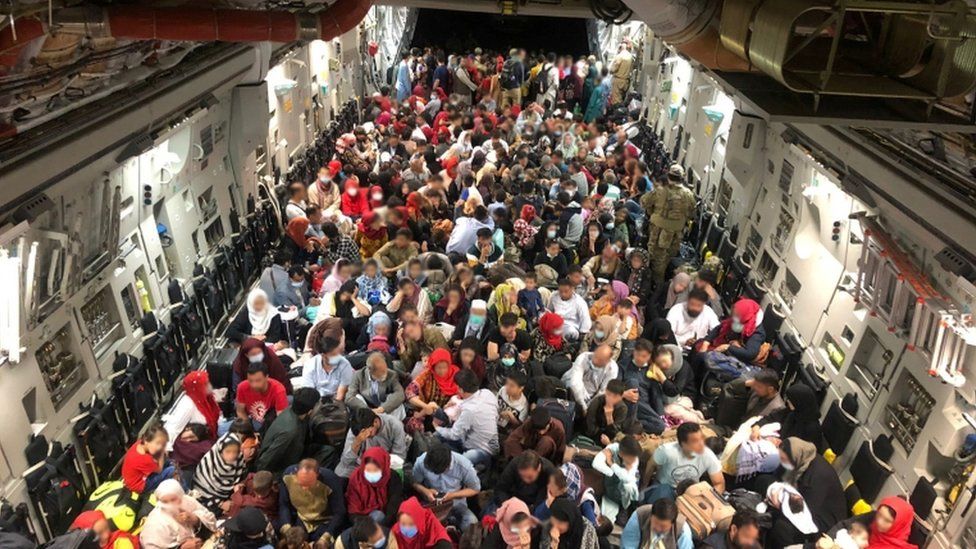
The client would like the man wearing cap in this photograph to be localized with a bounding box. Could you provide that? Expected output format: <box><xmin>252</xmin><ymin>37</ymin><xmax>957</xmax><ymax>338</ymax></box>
<box><xmin>255</xmin><ymin>388</ymin><xmax>320</xmax><ymax>472</ymax></box>
<box><xmin>500</xmin><ymin>48</ymin><xmax>526</xmax><ymax>110</ymax></box>
<box><xmin>223</xmin><ymin>506</ymin><xmax>273</xmax><ymax>549</ymax></box>
<box><xmin>641</xmin><ymin>163</ymin><xmax>696</xmax><ymax>284</ymax></box>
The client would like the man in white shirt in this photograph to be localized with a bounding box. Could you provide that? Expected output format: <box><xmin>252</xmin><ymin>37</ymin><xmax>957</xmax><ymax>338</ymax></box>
<box><xmin>666</xmin><ymin>288</ymin><xmax>720</xmax><ymax>347</ymax></box>
<box><xmin>563</xmin><ymin>345</ymin><xmax>618</xmax><ymax>408</ymax></box>
<box><xmin>284</xmin><ymin>181</ymin><xmax>308</xmax><ymax>221</ymax></box>
<box><xmin>548</xmin><ymin>278</ymin><xmax>592</xmax><ymax>340</ymax></box>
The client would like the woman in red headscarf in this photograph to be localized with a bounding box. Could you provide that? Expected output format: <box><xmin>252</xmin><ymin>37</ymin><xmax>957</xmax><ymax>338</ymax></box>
<box><xmin>346</xmin><ymin>447</ymin><xmax>404</xmax><ymax>527</ymax></box>
<box><xmin>392</xmin><ymin>497</ymin><xmax>452</xmax><ymax>549</ymax></box>
<box><xmin>404</xmin><ymin>348</ymin><xmax>459</xmax><ymax>434</ymax></box>
<box><xmin>340</xmin><ymin>177</ymin><xmax>369</xmax><ymax>219</ymax></box>
<box><xmin>181</xmin><ymin>371</ymin><xmax>222</xmax><ymax>439</ymax></box>
<box><xmin>702</xmin><ymin>297</ymin><xmax>767</xmax><ymax>364</ymax></box>
<box><xmin>231</xmin><ymin>337</ymin><xmax>292</xmax><ymax>394</ymax></box>
<box><xmin>868</xmin><ymin>497</ymin><xmax>918</xmax><ymax>549</ymax></box>
<box><xmin>533</xmin><ymin>312</ymin><xmax>573</xmax><ymax>366</ymax></box>
<box><xmin>355</xmin><ymin>210</ymin><xmax>388</xmax><ymax>260</ymax></box>
<box><xmin>282</xmin><ymin>216</ymin><xmax>319</xmax><ymax>264</ymax></box>
<box><xmin>513</xmin><ymin>204</ymin><xmax>539</xmax><ymax>249</ymax></box>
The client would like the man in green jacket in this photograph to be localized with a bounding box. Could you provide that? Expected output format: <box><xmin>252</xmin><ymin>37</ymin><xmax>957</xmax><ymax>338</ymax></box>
<box><xmin>255</xmin><ymin>387</ymin><xmax>320</xmax><ymax>472</ymax></box>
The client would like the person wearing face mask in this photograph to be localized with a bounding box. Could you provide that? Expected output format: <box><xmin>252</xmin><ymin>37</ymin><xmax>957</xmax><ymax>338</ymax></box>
<box><xmin>451</xmin><ymin>299</ymin><xmax>490</xmax><ymax>347</ymax></box>
<box><xmin>235</xmin><ymin>363</ymin><xmax>288</xmax><ymax>430</ymax></box>
<box><xmin>699</xmin><ymin>298</ymin><xmax>766</xmax><ymax>364</ymax></box>
<box><xmin>767</xmin><ymin>438</ymin><xmax>846</xmax><ymax>548</ymax></box>
<box><xmin>139</xmin><ymin>479</ymin><xmax>216</xmax><ymax>549</ymax></box>
<box><xmin>392</xmin><ymin>497</ymin><xmax>452</xmax><ymax>549</ymax></box>
<box><xmin>578</xmin><ymin>220</ymin><xmax>608</xmax><ymax>265</ymax></box>
<box><xmin>273</xmin><ymin>266</ymin><xmax>317</xmax><ymax>316</ymax></box>
<box><xmin>231</xmin><ymin>338</ymin><xmax>292</xmax><ymax>394</ymax></box>
<box><xmin>345</xmin><ymin>447</ymin><xmax>404</xmax><ymax>527</ymax></box>
<box><xmin>335</xmin><ymin>515</ymin><xmax>390</xmax><ymax>549</ymax></box>
<box><xmin>621</xmin><ymin>497</ymin><xmax>694</xmax><ymax>549</ymax></box>
<box><xmin>307</xmin><ymin>166</ymin><xmax>341</xmax><ymax>216</ymax></box>
<box><xmin>341</xmin><ymin>178</ymin><xmax>369</xmax><ymax>219</ymax></box>
<box><xmin>667</xmin><ymin>288</ymin><xmax>720</xmax><ymax>349</ymax></box>
<box><xmin>295</xmin><ymin>336</ymin><xmax>353</xmax><ymax>401</ymax></box>
<box><xmin>336</xmin><ymin>407</ymin><xmax>408</xmax><ymax>478</ymax></box>
<box><xmin>647</xmin><ymin>422</ymin><xmax>725</xmax><ymax>504</ymax></box>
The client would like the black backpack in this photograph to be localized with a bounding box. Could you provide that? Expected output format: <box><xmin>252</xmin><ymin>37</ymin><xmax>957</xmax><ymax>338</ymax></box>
<box><xmin>534</xmin><ymin>64</ymin><xmax>551</xmax><ymax>96</ymax></box>
<box><xmin>501</xmin><ymin>59</ymin><xmax>521</xmax><ymax>89</ymax></box>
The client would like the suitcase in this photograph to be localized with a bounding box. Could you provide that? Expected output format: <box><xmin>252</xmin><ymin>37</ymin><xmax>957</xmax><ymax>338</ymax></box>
<box><xmin>676</xmin><ymin>481</ymin><xmax>735</xmax><ymax>540</ymax></box>
<box><xmin>715</xmin><ymin>379</ymin><xmax>750</xmax><ymax>429</ymax></box>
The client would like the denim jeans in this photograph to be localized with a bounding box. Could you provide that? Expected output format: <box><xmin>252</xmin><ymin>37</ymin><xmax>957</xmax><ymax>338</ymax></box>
<box><xmin>144</xmin><ymin>464</ymin><xmax>177</xmax><ymax>493</ymax></box>
<box><xmin>448</xmin><ymin>499</ymin><xmax>478</xmax><ymax>530</ymax></box>
<box><xmin>641</xmin><ymin>482</ymin><xmax>677</xmax><ymax>504</ymax></box>
<box><xmin>463</xmin><ymin>448</ymin><xmax>493</xmax><ymax>471</ymax></box>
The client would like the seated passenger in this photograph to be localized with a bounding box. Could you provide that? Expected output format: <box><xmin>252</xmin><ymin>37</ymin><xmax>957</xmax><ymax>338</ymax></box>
<box><xmin>584</xmin><ymin>379</ymin><xmax>628</xmax><ymax>445</ymax></box>
<box><xmin>618</xmin><ymin>340</ymin><xmax>668</xmax><ymax>435</ymax></box>
<box><xmin>346</xmin><ymin>352</ymin><xmax>406</xmax><ymax>420</ymax></box>
<box><xmin>231</xmin><ymin>337</ymin><xmax>292</xmax><ymax>394</ymax></box>
<box><xmin>334</xmin><ymin>516</ymin><xmax>390</xmax><ymax>549</ymax></box>
<box><xmin>533</xmin><ymin>463</ymin><xmax>599</xmax><ymax>525</ymax></box>
<box><xmin>278</xmin><ymin>459</ymin><xmax>346</xmax><ymax>542</ymax></box>
<box><xmin>503</xmin><ymin>408</ymin><xmax>567</xmax><ymax>464</ymax></box>
<box><xmin>392</xmin><ymin>497</ymin><xmax>453</xmax><ymax>549</ymax></box>
<box><xmin>484</xmin><ymin>498</ymin><xmax>539</xmax><ymax>549</ymax></box>
<box><xmin>296</xmin><ymin>336</ymin><xmax>353</xmax><ymax>401</ymax></box>
<box><xmin>548</xmin><ymin>278</ymin><xmax>592</xmax><ymax>341</ymax></box>
<box><xmin>192</xmin><ymin>423</ymin><xmax>254</xmax><ymax>511</ymax></box>
<box><xmin>409</xmin><ymin>445</ymin><xmax>481</xmax><ymax>531</ymax></box>
<box><xmin>700</xmin><ymin>509</ymin><xmax>762</xmax><ymax>549</ymax></box>
<box><xmin>621</xmin><ymin>498</ymin><xmax>694</xmax><ymax>549</ymax></box>
<box><xmin>562</xmin><ymin>344</ymin><xmax>618</xmax><ymax>409</ymax></box>
<box><xmin>121</xmin><ymin>423</ymin><xmax>172</xmax><ymax>495</ymax></box>
<box><xmin>405</xmin><ymin>348</ymin><xmax>458</xmax><ymax>434</ymax></box>
<box><xmin>139</xmin><ymin>480</ymin><xmax>217</xmax><ymax>549</ymax></box>
<box><xmin>336</xmin><ymin>408</ymin><xmax>408</xmax><ymax>478</ymax></box>
<box><xmin>646</xmin><ymin>422</ymin><xmax>725</xmax><ymax>503</ymax></box>
<box><xmin>494</xmin><ymin>450</ymin><xmax>557</xmax><ymax>511</ymax></box>
<box><xmin>434</xmin><ymin>369</ymin><xmax>500</xmax><ymax>469</ymax></box>
<box><xmin>699</xmin><ymin>298</ymin><xmax>766</xmax><ymax>364</ymax></box>
<box><xmin>345</xmin><ymin>447</ymin><xmax>404</xmax><ymax>527</ymax></box>
<box><xmin>255</xmin><ymin>388</ymin><xmax>319</xmax><ymax>473</ymax></box>
<box><xmin>486</xmin><ymin>312</ymin><xmax>532</xmax><ymax>362</ymax></box>
<box><xmin>224</xmin><ymin>471</ymin><xmax>279</xmax><ymax>523</ymax></box>
<box><xmin>235</xmin><ymin>362</ymin><xmax>288</xmax><ymax>430</ymax></box>
<box><xmin>592</xmin><ymin>435</ymin><xmax>642</xmax><ymax>522</ymax></box>
<box><xmin>538</xmin><ymin>498</ymin><xmax>600</xmax><ymax>549</ymax></box>
<box><xmin>226</xmin><ymin>288</ymin><xmax>284</xmax><ymax>348</ymax></box>
<box><xmin>666</xmin><ymin>288</ymin><xmax>719</xmax><ymax>348</ymax></box>
<box><xmin>497</xmin><ymin>371</ymin><xmax>530</xmax><ymax>438</ymax></box>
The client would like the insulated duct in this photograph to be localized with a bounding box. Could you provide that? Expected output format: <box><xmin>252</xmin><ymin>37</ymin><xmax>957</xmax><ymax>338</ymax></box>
<box><xmin>1</xmin><ymin>0</ymin><xmax>371</xmax><ymax>63</ymax></box>
<box><xmin>622</xmin><ymin>0</ymin><xmax>976</xmax><ymax>100</ymax></box>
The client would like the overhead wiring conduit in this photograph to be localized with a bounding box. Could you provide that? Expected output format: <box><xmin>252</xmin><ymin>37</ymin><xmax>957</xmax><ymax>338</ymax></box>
<box><xmin>1</xmin><ymin>0</ymin><xmax>371</xmax><ymax>56</ymax></box>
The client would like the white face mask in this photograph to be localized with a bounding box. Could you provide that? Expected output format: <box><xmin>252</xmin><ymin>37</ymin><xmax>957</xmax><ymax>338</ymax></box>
<box><xmin>348</xmin><ymin>188</ymin><xmax>359</xmax><ymax>197</ymax></box>
<box><xmin>248</xmin><ymin>353</ymin><xmax>264</xmax><ymax>364</ymax></box>
<box><xmin>547</xmin><ymin>230</ymin><xmax>557</xmax><ymax>239</ymax></box>
<box><xmin>319</xmin><ymin>175</ymin><xmax>329</xmax><ymax>183</ymax></box>
<box><xmin>781</xmin><ymin>462</ymin><xmax>794</xmax><ymax>471</ymax></box>
<box><xmin>594</xmin><ymin>330</ymin><xmax>606</xmax><ymax>339</ymax></box>
<box><xmin>372</xmin><ymin>193</ymin><xmax>383</xmax><ymax>201</ymax></box>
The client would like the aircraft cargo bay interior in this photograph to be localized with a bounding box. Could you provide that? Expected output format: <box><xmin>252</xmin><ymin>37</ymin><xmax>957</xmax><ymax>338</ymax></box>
<box><xmin>0</xmin><ymin>0</ymin><xmax>975</xmax><ymax>548</ymax></box>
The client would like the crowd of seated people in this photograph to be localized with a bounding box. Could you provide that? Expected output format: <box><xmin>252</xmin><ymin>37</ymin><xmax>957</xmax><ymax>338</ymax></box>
<box><xmin>78</xmin><ymin>45</ymin><xmax>925</xmax><ymax>549</ymax></box>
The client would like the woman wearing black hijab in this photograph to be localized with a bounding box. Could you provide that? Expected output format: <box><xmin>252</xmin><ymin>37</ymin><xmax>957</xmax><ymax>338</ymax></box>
<box><xmin>540</xmin><ymin>498</ymin><xmax>599</xmax><ymax>549</ymax></box>
<box><xmin>642</xmin><ymin>318</ymin><xmax>678</xmax><ymax>345</ymax></box>
<box><xmin>767</xmin><ymin>384</ymin><xmax>826</xmax><ymax>453</ymax></box>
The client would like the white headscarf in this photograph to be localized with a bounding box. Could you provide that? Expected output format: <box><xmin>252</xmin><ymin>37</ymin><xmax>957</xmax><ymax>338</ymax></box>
<box><xmin>247</xmin><ymin>288</ymin><xmax>277</xmax><ymax>336</ymax></box>
<box><xmin>154</xmin><ymin>478</ymin><xmax>184</xmax><ymax>501</ymax></box>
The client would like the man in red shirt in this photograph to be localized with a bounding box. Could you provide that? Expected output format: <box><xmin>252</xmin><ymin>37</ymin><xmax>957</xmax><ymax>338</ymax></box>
<box><xmin>236</xmin><ymin>363</ymin><xmax>288</xmax><ymax>430</ymax></box>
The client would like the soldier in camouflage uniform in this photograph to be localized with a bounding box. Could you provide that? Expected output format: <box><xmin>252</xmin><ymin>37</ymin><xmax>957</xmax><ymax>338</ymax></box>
<box><xmin>641</xmin><ymin>164</ymin><xmax>697</xmax><ymax>284</ymax></box>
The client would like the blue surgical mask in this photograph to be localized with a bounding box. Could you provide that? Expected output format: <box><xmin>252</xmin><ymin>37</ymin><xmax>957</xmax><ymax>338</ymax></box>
<box><xmin>291</xmin><ymin>281</ymin><xmax>303</xmax><ymax>288</ymax></box>
<box><xmin>469</xmin><ymin>314</ymin><xmax>485</xmax><ymax>326</ymax></box>
<box><xmin>501</xmin><ymin>357</ymin><xmax>516</xmax><ymax>367</ymax></box>
<box><xmin>319</xmin><ymin>175</ymin><xmax>329</xmax><ymax>183</ymax></box>
<box><xmin>248</xmin><ymin>353</ymin><xmax>264</xmax><ymax>364</ymax></box>
<box><xmin>546</xmin><ymin>230</ymin><xmax>557</xmax><ymax>239</ymax></box>
<box><xmin>731</xmin><ymin>319</ymin><xmax>745</xmax><ymax>332</ymax></box>
<box><xmin>328</xmin><ymin>355</ymin><xmax>343</xmax><ymax>366</ymax></box>
<box><xmin>606</xmin><ymin>222</ymin><xmax>615</xmax><ymax>230</ymax></box>
<box><xmin>373</xmin><ymin>538</ymin><xmax>386</xmax><ymax>548</ymax></box>
<box><xmin>594</xmin><ymin>330</ymin><xmax>606</xmax><ymax>339</ymax></box>
<box><xmin>364</xmin><ymin>470</ymin><xmax>383</xmax><ymax>484</ymax></box>
<box><xmin>400</xmin><ymin>525</ymin><xmax>418</xmax><ymax>539</ymax></box>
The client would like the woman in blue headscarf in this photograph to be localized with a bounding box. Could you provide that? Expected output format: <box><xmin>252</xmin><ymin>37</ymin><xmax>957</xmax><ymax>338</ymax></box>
<box><xmin>584</xmin><ymin>73</ymin><xmax>611</xmax><ymax>123</ymax></box>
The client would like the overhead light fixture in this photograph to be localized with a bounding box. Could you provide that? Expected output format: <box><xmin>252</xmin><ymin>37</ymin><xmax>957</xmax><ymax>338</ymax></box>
<box><xmin>0</xmin><ymin>247</ymin><xmax>22</xmax><ymax>364</ymax></box>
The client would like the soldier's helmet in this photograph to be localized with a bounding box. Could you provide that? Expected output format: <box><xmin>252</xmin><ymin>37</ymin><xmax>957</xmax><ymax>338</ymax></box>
<box><xmin>667</xmin><ymin>163</ymin><xmax>686</xmax><ymax>182</ymax></box>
